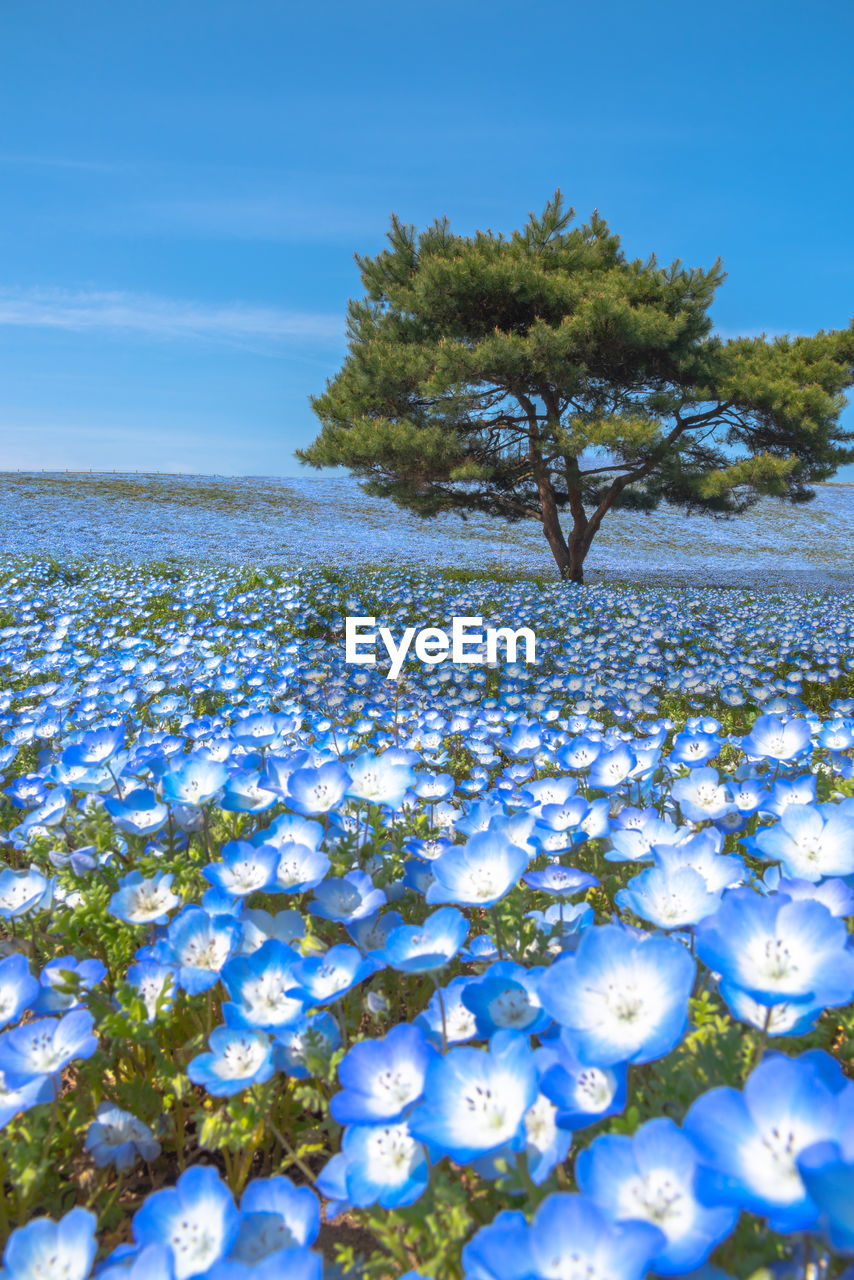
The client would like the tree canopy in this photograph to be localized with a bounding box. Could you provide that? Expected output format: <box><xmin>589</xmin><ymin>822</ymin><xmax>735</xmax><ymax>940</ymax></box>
<box><xmin>298</xmin><ymin>193</ymin><xmax>854</xmax><ymax>581</ymax></box>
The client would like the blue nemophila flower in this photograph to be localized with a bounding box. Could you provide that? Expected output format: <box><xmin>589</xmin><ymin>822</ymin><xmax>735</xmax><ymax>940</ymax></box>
<box><xmin>309</xmin><ymin>870</ymin><xmax>386</xmax><ymax>923</ymax></box>
<box><xmin>671</xmin><ymin>768</ymin><xmax>734</xmax><ymax>823</ymax></box>
<box><xmin>50</xmin><ymin>758</ymin><xmax>113</xmax><ymax>792</ymax></box>
<box><xmin>153</xmin><ymin>906</ymin><xmax>242</xmax><ymax>995</ymax></box>
<box><xmin>528</xmin><ymin>1193</ymin><xmax>664</xmax><ymax>1280</ymax></box>
<box><xmin>413</xmin><ymin>771</ymin><xmax>455</xmax><ymax>802</ymax></box>
<box><xmin>259</xmin><ymin>749</ymin><xmax>311</xmax><ymax>800</ymax></box>
<box><xmin>797</xmin><ymin>1110</ymin><xmax>854</xmax><ymax>1254</ymax></box>
<box><xmin>538</xmin><ymin>924</ymin><xmax>695</xmax><ymax>1066</ymax></box>
<box><xmin>764</xmin><ymin>773</ymin><xmax>818</xmax><ymax>818</ymax></box>
<box><xmin>14</xmin><ymin>785</ymin><xmax>70</xmax><ymax>837</ymax></box>
<box><xmin>530</xmin><ymin>823</ymin><xmax>587</xmax><ymax>856</ymax></box>
<box><xmin>519</xmin><ymin>776</ymin><xmax>581</xmax><ymax>815</ymax></box>
<box><xmin>588</xmin><ymin>744</ymin><xmax>637</xmax><ymax>792</ymax></box>
<box><xmin>523</xmin><ymin>864</ymin><xmax>597</xmax><ymax>896</ymax></box>
<box><xmin>715</xmin><ymin>986</ymin><xmax>828</xmax><ymax>1039</ymax></box>
<box><xmin>255</xmin><ymin>811</ymin><xmax>324</xmax><ymax>853</ymax></box>
<box><xmin>188</xmin><ymin>1026</ymin><xmax>275</xmax><ymax>1096</ymax></box>
<box><xmin>455</xmin><ymin>799</ymin><xmax>503</xmax><ymax>838</ymax></box>
<box><xmin>749</xmin><ymin>802</ymin><xmax>854</xmax><ymax>881</ymax></box>
<box><xmin>652</xmin><ymin>831</ymin><xmax>746</xmax><ymax>894</ymax></box>
<box><xmin>0</xmin><ymin>1009</ymin><xmax>97</xmax><ymax>1081</ymax></box>
<box><xmin>346</xmin><ymin>750</ymin><xmax>416</xmax><ymax>808</ymax></box>
<box><xmin>558</xmin><ymin>735</ymin><xmax>603</xmax><ymax>772</ymax></box>
<box><xmin>425</xmin><ymin>831</ymin><xmax>529</xmax><ymax>908</ymax></box>
<box><xmin>221</xmin><ymin>940</ymin><xmax>306</xmax><ymax>1033</ymax></box>
<box><xmin>576</xmin><ymin>1116</ymin><xmax>738</xmax><ymax>1275</ymax></box>
<box><xmin>230</xmin><ymin>712</ymin><xmax>288</xmax><ymax>749</ymax></box>
<box><xmin>0</xmin><ymin>865</ymin><xmax>53</xmax><ymax>919</ymax></box>
<box><xmin>817</xmin><ymin>716</ymin><xmax>854</xmax><ymax>752</ymax></box>
<box><xmin>669</xmin><ymin>726</ymin><xmax>723</xmax><ymax>767</ymax></box>
<box><xmin>331</xmin><ymin>1023</ymin><xmax>437</xmax><ymax>1124</ymax></box>
<box><xmin>462</xmin><ymin>961</ymin><xmax>549</xmax><ymax>1038</ymax></box>
<box><xmin>314</xmin><ymin>1151</ymin><xmax>357</xmax><ymax>1216</ymax></box>
<box><xmin>238</xmin><ymin>907</ymin><xmax>305</xmax><ymax>954</ymax></box>
<box><xmin>104</xmin><ymin>788</ymin><xmax>169</xmax><ymax>837</ymax></box>
<box><xmin>404</xmin><ymin>835</ymin><xmax>455</xmax><ymax>862</ymax></box>
<box><xmin>64</xmin><ymin>723</ymin><xmax>126</xmax><ymax>765</ymax></box>
<box><xmin>408</xmin><ymin>1029</ymin><xmax>538</xmax><ymax>1165</ymax></box>
<box><xmin>693</xmin><ymin>889</ymin><xmax>854</xmax><ymax>1015</ymax></box>
<box><xmin>766</xmin><ymin>872</ymin><xmax>854</xmax><ymax>918</ymax></box>
<box><xmin>288</xmin><ymin>944</ymin><xmax>379</xmax><ymax>1006</ymax></box>
<box><xmin>416</xmin><ymin>975</ymin><xmax>479</xmax><ymax>1047</ymax></box>
<box><xmin>32</xmin><ymin>954</ymin><xmax>107</xmax><ymax>1014</ymax></box>
<box><xmin>0</xmin><ymin>1207</ymin><xmax>97</xmax><ymax>1280</ymax></box>
<box><xmin>272</xmin><ymin>1010</ymin><xmax>341</xmax><ymax>1078</ymax></box>
<box><xmin>537</xmin><ymin>1032</ymin><xmax>628</xmax><ymax>1131</ymax></box>
<box><xmin>110</xmin><ymin>871</ymin><xmax>181</xmax><ymax>925</ymax></box>
<box><xmin>159</xmin><ymin>755</ymin><xmax>229</xmax><ymax>806</ymax></box>
<box><xmin>461</xmin><ymin>1208</ymin><xmax>532</xmax><ymax>1280</ymax></box>
<box><xmin>526</xmin><ymin>901</ymin><xmax>593</xmax><ymax>952</ymax></box>
<box><xmin>607</xmin><ymin>813</ymin><xmax>678</xmax><ymax>863</ymax></box>
<box><xmin>0</xmin><ymin>953</ymin><xmax>39</xmax><ymax>1029</ymax></box>
<box><xmin>346</xmin><ymin>909</ymin><xmax>404</xmax><ymax>956</ymax></box>
<box><xmin>615</xmin><ymin>864</ymin><xmax>721</xmax><ymax>929</ymax></box>
<box><xmin>461</xmin><ymin>933</ymin><xmax>501</xmax><ymax>964</ymax></box>
<box><xmin>132</xmin><ymin>1165</ymin><xmax>240</xmax><ymax>1279</ymax></box>
<box><xmin>206</xmin><ymin>1248</ymin><xmax>321</xmax><ymax>1280</ymax></box>
<box><xmin>4</xmin><ymin>774</ymin><xmax>49</xmax><ymax>809</ymax></box>
<box><xmin>220</xmin><ymin>769</ymin><xmax>279</xmax><ymax>814</ymax></box>
<box><xmin>125</xmin><ymin>960</ymin><xmax>176</xmax><ymax>1022</ymax></box>
<box><xmin>203</xmin><ymin>840</ymin><xmax>279</xmax><ymax>897</ymax></box>
<box><xmin>271</xmin><ymin>843</ymin><xmax>330</xmax><ymax>894</ymax></box>
<box><xmin>683</xmin><ymin>1050</ymin><xmax>853</xmax><ymax>1233</ymax></box>
<box><xmin>728</xmin><ymin>773</ymin><xmax>771</xmax><ymax>816</ymax></box>
<box><xmin>498</xmin><ymin>721</ymin><xmax>543</xmax><ymax>761</ymax></box>
<box><xmin>85</xmin><ymin>1102</ymin><xmax>161</xmax><ymax>1170</ymax></box>
<box><xmin>230</xmin><ymin>1174</ymin><xmax>320</xmax><ymax>1260</ymax></box>
<box><xmin>383</xmin><ymin>906</ymin><xmax>469</xmax><ymax>973</ymax></box>
<box><xmin>286</xmin><ymin>761</ymin><xmax>351</xmax><ymax>815</ymax></box>
<box><xmin>49</xmin><ymin>844</ymin><xmax>99</xmax><ymax>877</ymax></box>
<box><xmin>339</xmin><ymin>1118</ymin><xmax>430</xmax><ymax>1208</ymax></box>
<box><xmin>402</xmin><ymin>857</ymin><xmax>436</xmax><ymax>898</ymax></box>
<box><xmin>0</xmin><ymin>1069</ymin><xmax>53</xmax><ymax>1130</ymax></box>
<box><xmin>740</xmin><ymin>714</ymin><xmax>812</xmax><ymax>761</ymax></box>
<box><xmin>520</xmin><ymin>1092</ymin><xmax>573</xmax><ymax>1185</ymax></box>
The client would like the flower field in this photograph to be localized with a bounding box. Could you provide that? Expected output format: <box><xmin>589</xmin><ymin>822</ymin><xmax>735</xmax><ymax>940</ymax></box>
<box><xmin>2</xmin><ymin>553</ymin><xmax>854</xmax><ymax>1278</ymax></box>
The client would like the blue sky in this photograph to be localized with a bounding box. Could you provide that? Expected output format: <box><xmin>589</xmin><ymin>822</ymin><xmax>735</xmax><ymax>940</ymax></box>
<box><xmin>1</xmin><ymin>0</ymin><xmax>852</xmax><ymax>477</ymax></box>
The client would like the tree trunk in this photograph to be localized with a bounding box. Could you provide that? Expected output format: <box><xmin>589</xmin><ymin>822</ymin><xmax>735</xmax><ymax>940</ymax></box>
<box><xmin>566</xmin><ymin>487</ymin><xmax>590</xmax><ymax>585</ymax></box>
<box><xmin>535</xmin><ymin>476</ymin><xmax>594</xmax><ymax>583</ymax></box>
<box><xmin>536</xmin><ymin>478</ymin><xmax>574</xmax><ymax>579</ymax></box>
<box><xmin>568</xmin><ymin>542</ymin><xmax>586</xmax><ymax>584</ymax></box>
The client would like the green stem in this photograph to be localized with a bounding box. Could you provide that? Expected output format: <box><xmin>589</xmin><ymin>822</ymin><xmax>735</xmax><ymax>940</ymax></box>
<box><xmin>490</xmin><ymin>906</ymin><xmax>507</xmax><ymax>961</ymax></box>
<box><xmin>332</xmin><ymin>998</ymin><xmax>349</xmax><ymax>1050</ymax></box>
<box><xmin>0</xmin><ymin>1147</ymin><xmax>9</xmax><ymax>1240</ymax></box>
<box><xmin>751</xmin><ymin>1006</ymin><xmax>773</xmax><ymax>1073</ymax></box>
<box><xmin>269</xmin><ymin>1121</ymin><xmax>318</xmax><ymax>1184</ymax></box>
<box><xmin>432</xmin><ymin>975</ymin><xmax>448</xmax><ymax>1054</ymax></box>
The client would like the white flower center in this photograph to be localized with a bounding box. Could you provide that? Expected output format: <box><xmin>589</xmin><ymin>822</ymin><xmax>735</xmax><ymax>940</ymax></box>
<box><xmin>618</xmin><ymin>1169</ymin><xmax>693</xmax><ymax>1237</ymax></box>
<box><xmin>366</xmin><ymin>1124</ymin><xmax>420</xmax><ymax>1180</ymax></box>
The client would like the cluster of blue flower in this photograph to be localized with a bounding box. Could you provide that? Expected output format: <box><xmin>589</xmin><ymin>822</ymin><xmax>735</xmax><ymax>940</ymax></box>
<box><xmin>1</xmin><ymin>558</ymin><xmax>854</xmax><ymax>1278</ymax></box>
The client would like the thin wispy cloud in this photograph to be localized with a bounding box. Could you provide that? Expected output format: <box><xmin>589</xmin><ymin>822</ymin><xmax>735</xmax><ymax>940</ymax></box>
<box><xmin>0</xmin><ymin>286</ymin><xmax>344</xmax><ymax>349</ymax></box>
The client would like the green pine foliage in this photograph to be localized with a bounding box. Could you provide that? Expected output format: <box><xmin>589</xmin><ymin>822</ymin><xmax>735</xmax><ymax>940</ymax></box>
<box><xmin>299</xmin><ymin>193</ymin><xmax>854</xmax><ymax>581</ymax></box>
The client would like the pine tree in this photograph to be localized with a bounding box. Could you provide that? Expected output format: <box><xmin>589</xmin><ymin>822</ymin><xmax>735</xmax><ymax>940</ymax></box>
<box><xmin>298</xmin><ymin>193</ymin><xmax>854</xmax><ymax>582</ymax></box>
